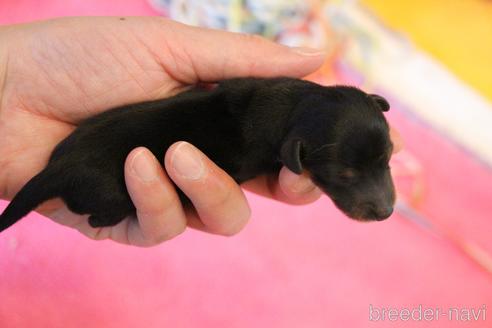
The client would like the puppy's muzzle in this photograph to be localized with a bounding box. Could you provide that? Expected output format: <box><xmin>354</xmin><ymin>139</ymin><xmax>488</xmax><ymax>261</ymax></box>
<box><xmin>363</xmin><ymin>203</ymin><xmax>394</xmax><ymax>221</ymax></box>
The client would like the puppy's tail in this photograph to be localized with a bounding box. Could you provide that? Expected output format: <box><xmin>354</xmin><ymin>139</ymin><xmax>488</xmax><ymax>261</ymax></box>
<box><xmin>0</xmin><ymin>164</ymin><xmax>62</xmax><ymax>233</ymax></box>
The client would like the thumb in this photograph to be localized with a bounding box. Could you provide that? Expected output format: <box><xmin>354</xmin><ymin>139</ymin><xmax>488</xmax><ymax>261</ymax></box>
<box><xmin>159</xmin><ymin>19</ymin><xmax>326</xmax><ymax>83</ymax></box>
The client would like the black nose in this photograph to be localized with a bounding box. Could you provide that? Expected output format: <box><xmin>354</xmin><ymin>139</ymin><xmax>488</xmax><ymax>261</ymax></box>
<box><xmin>374</xmin><ymin>206</ymin><xmax>393</xmax><ymax>220</ymax></box>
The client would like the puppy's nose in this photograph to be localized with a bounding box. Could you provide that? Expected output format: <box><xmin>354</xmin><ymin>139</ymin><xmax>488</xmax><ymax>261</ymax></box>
<box><xmin>374</xmin><ymin>206</ymin><xmax>393</xmax><ymax>220</ymax></box>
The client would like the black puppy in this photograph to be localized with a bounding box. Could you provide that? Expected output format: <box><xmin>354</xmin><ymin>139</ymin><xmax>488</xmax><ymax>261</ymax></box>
<box><xmin>0</xmin><ymin>77</ymin><xmax>395</xmax><ymax>232</ymax></box>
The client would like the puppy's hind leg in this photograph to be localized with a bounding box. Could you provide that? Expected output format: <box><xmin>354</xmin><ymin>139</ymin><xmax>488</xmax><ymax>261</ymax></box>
<box><xmin>84</xmin><ymin>190</ymin><xmax>135</xmax><ymax>227</ymax></box>
<box><xmin>62</xmin><ymin>167</ymin><xmax>135</xmax><ymax>227</ymax></box>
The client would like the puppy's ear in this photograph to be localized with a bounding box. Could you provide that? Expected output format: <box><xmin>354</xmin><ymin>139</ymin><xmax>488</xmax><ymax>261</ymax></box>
<box><xmin>280</xmin><ymin>138</ymin><xmax>304</xmax><ymax>174</ymax></box>
<box><xmin>370</xmin><ymin>94</ymin><xmax>390</xmax><ymax>112</ymax></box>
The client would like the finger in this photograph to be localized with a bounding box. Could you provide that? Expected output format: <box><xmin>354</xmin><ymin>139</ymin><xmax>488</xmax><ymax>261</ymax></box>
<box><xmin>242</xmin><ymin>167</ymin><xmax>322</xmax><ymax>205</ymax></box>
<box><xmin>164</xmin><ymin>142</ymin><xmax>250</xmax><ymax>236</ymax></box>
<box><xmin>157</xmin><ymin>19</ymin><xmax>326</xmax><ymax>83</ymax></box>
<box><xmin>390</xmin><ymin>126</ymin><xmax>403</xmax><ymax>153</ymax></box>
<box><xmin>124</xmin><ymin>147</ymin><xmax>187</xmax><ymax>246</ymax></box>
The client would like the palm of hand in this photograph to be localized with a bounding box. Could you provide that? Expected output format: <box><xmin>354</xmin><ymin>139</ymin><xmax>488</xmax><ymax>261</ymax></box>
<box><xmin>1</xmin><ymin>18</ymin><xmax>185</xmax><ymax>200</ymax></box>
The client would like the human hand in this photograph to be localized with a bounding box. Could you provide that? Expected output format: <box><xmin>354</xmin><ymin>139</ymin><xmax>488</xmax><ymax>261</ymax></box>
<box><xmin>0</xmin><ymin>17</ymin><xmax>401</xmax><ymax>246</ymax></box>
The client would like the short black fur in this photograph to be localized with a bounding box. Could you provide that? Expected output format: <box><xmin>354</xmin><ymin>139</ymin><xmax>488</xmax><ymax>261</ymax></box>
<box><xmin>0</xmin><ymin>77</ymin><xmax>395</xmax><ymax>232</ymax></box>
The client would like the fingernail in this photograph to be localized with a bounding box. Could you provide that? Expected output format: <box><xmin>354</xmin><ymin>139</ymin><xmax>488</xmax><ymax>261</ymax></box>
<box><xmin>290</xmin><ymin>46</ymin><xmax>326</xmax><ymax>57</ymax></box>
<box><xmin>172</xmin><ymin>142</ymin><xmax>205</xmax><ymax>180</ymax></box>
<box><xmin>289</xmin><ymin>174</ymin><xmax>316</xmax><ymax>194</ymax></box>
<box><xmin>132</xmin><ymin>149</ymin><xmax>158</xmax><ymax>182</ymax></box>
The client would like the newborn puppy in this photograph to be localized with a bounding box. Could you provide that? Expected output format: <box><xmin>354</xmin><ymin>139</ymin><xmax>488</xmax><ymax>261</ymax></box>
<box><xmin>0</xmin><ymin>77</ymin><xmax>395</xmax><ymax>232</ymax></box>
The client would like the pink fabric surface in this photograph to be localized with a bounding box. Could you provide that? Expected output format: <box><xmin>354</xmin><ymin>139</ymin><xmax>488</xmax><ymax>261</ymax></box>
<box><xmin>1</xmin><ymin>1</ymin><xmax>491</xmax><ymax>327</ymax></box>
<box><xmin>1</xmin><ymin>193</ymin><xmax>491</xmax><ymax>327</ymax></box>
<box><xmin>0</xmin><ymin>0</ymin><xmax>156</xmax><ymax>24</ymax></box>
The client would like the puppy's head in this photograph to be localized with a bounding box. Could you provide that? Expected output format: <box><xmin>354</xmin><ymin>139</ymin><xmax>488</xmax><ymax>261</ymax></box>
<box><xmin>280</xmin><ymin>86</ymin><xmax>395</xmax><ymax>221</ymax></box>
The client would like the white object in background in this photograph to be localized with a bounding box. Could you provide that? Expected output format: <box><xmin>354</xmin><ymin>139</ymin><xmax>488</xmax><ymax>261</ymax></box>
<box><xmin>149</xmin><ymin>0</ymin><xmax>311</xmax><ymax>39</ymax></box>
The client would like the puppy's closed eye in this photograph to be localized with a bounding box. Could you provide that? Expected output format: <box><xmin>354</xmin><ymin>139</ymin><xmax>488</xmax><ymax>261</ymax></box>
<box><xmin>338</xmin><ymin>168</ymin><xmax>358</xmax><ymax>183</ymax></box>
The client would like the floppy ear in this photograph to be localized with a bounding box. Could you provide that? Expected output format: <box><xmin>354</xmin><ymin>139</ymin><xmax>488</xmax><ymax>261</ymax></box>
<box><xmin>280</xmin><ymin>138</ymin><xmax>304</xmax><ymax>174</ymax></box>
<box><xmin>370</xmin><ymin>94</ymin><xmax>390</xmax><ymax>112</ymax></box>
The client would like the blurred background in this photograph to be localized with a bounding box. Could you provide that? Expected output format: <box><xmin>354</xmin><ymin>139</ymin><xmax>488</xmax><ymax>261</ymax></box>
<box><xmin>1</xmin><ymin>0</ymin><xmax>491</xmax><ymax>327</ymax></box>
